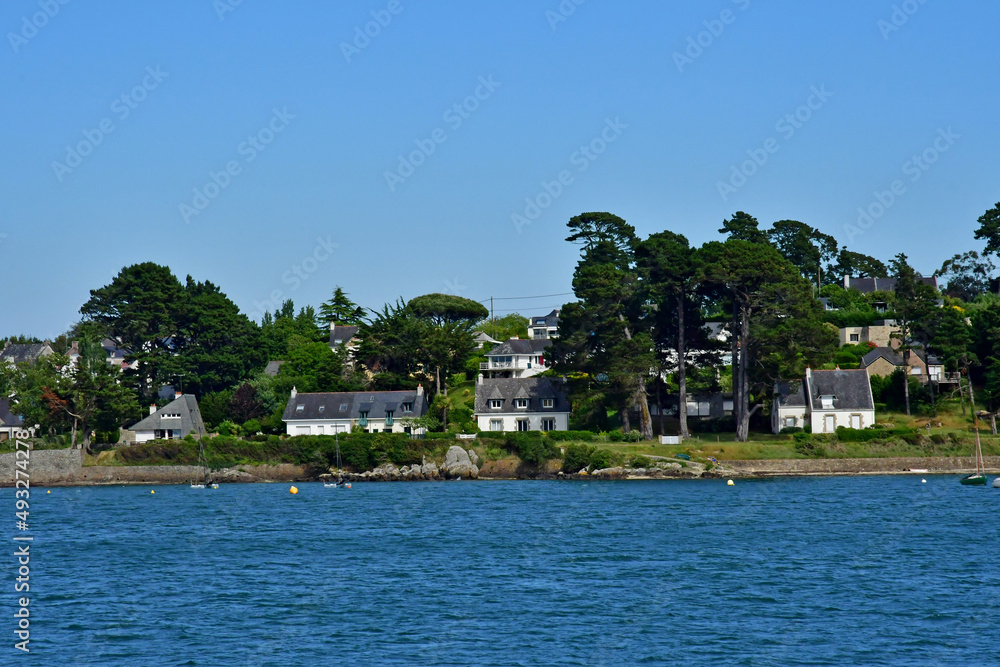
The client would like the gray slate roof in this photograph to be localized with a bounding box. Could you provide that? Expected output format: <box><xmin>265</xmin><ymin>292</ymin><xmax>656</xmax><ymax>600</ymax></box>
<box><xmin>474</xmin><ymin>377</ymin><xmax>570</xmax><ymax>413</ymax></box>
<box><xmin>806</xmin><ymin>369</ymin><xmax>874</xmax><ymax>411</ymax></box>
<box><xmin>530</xmin><ymin>310</ymin><xmax>560</xmax><ymax>327</ymax></box>
<box><xmin>329</xmin><ymin>326</ymin><xmax>359</xmax><ymax>346</ymax></box>
<box><xmin>1</xmin><ymin>343</ymin><xmax>53</xmax><ymax>365</ymax></box>
<box><xmin>487</xmin><ymin>339</ymin><xmax>550</xmax><ymax>356</ymax></box>
<box><xmin>131</xmin><ymin>395</ymin><xmax>207</xmax><ymax>438</ymax></box>
<box><xmin>861</xmin><ymin>347</ymin><xmax>904</xmax><ymax>368</ymax></box>
<box><xmin>846</xmin><ymin>276</ymin><xmax>938</xmax><ymax>294</ymax></box>
<box><xmin>774</xmin><ymin>380</ymin><xmax>806</xmax><ymax>407</ymax></box>
<box><xmin>283</xmin><ymin>389</ymin><xmax>427</xmax><ymax>421</ymax></box>
<box><xmin>0</xmin><ymin>399</ymin><xmax>23</xmax><ymax>427</ymax></box>
<box><xmin>264</xmin><ymin>360</ymin><xmax>285</xmax><ymax>377</ymax></box>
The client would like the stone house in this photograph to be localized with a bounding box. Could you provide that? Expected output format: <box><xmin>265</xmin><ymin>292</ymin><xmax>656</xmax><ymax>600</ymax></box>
<box><xmin>773</xmin><ymin>368</ymin><xmax>875</xmax><ymax>433</ymax></box>
<box><xmin>282</xmin><ymin>386</ymin><xmax>428</xmax><ymax>436</ymax></box>
<box><xmin>473</xmin><ymin>376</ymin><xmax>570</xmax><ymax>432</ymax></box>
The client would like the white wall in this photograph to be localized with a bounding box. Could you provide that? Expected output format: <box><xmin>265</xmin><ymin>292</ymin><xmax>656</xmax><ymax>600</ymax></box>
<box><xmin>810</xmin><ymin>410</ymin><xmax>875</xmax><ymax>433</ymax></box>
<box><xmin>475</xmin><ymin>412</ymin><xmax>569</xmax><ymax>432</ymax></box>
<box><xmin>773</xmin><ymin>406</ymin><xmax>808</xmax><ymax>433</ymax></box>
<box><xmin>284</xmin><ymin>419</ymin><xmax>424</xmax><ymax>436</ymax></box>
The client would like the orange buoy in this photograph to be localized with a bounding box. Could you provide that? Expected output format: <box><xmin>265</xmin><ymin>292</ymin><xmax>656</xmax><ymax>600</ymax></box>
<box><xmin>290</xmin><ymin>486</ymin><xmax>299</xmax><ymax>494</ymax></box>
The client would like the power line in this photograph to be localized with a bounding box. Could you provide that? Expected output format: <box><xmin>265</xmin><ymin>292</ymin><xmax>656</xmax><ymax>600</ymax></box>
<box><xmin>478</xmin><ymin>292</ymin><xmax>573</xmax><ymax>303</ymax></box>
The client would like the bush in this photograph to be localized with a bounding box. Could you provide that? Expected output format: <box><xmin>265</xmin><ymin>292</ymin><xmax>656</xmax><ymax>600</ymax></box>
<box><xmin>587</xmin><ymin>447</ymin><xmax>620</xmax><ymax>470</ymax></box>
<box><xmin>546</xmin><ymin>430</ymin><xmax>595</xmax><ymax>442</ymax></box>
<box><xmin>628</xmin><ymin>454</ymin><xmax>652</xmax><ymax>468</ymax></box>
<box><xmin>217</xmin><ymin>420</ymin><xmax>241</xmax><ymax>437</ymax></box>
<box><xmin>242</xmin><ymin>419</ymin><xmax>262</xmax><ymax>435</ymax></box>
<box><xmin>779</xmin><ymin>426</ymin><xmax>802</xmax><ymax>434</ymax></box>
<box><xmin>562</xmin><ymin>443</ymin><xmax>593</xmax><ymax>472</ymax></box>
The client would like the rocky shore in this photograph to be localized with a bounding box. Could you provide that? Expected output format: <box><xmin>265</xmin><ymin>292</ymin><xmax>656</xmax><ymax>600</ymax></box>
<box><xmin>4</xmin><ymin>447</ymin><xmax>999</xmax><ymax>487</ymax></box>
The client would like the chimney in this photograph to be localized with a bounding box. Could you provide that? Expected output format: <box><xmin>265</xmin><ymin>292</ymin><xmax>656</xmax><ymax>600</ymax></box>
<box><xmin>290</xmin><ymin>386</ymin><xmax>297</xmax><ymax>399</ymax></box>
<box><xmin>416</xmin><ymin>384</ymin><xmax>424</xmax><ymax>396</ymax></box>
<box><xmin>149</xmin><ymin>404</ymin><xmax>157</xmax><ymax>415</ymax></box>
<box><xmin>175</xmin><ymin>391</ymin><xmax>182</xmax><ymax>399</ymax></box>
<box><xmin>70</xmin><ymin>341</ymin><xmax>79</xmax><ymax>355</ymax></box>
<box><xmin>843</xmin><ymin>275</ymin><xmax>849</xmax><ymax>289</ymax></box>
<box><xmin>477</xmin><ymin>373</ymin><xmax>483</xmax><ymax>385</ymax></box>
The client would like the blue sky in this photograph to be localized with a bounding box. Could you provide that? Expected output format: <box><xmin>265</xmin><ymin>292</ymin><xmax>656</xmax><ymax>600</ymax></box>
<box><xmin>2</xmin><ymin>1</ymin><xmax>998</xmax><ymax>337</ymax></box>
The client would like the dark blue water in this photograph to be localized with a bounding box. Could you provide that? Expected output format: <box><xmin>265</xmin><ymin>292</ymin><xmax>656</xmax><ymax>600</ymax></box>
<box><xmin>3</xmin><ymin>476</ymin><xmax>1000</xmax><ymax>665</ymax></box>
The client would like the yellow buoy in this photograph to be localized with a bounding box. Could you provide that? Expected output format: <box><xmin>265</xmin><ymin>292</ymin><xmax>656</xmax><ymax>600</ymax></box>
<box><xmin>727</xmin><ymin>479</ymin><xmax>735</xmax><ymax>486</ymax></box>
<box><xmin>47</xmin><ymin>490</ymin><xmax>51</xmax><ymax>494</ymax></box>
<box><xmin>150</xmin><ymin>490</ymin><xmax>155</xmax><ymax>494</ymax></box>
<box><xmin>290</xmin><ymin>486</ymin><xmax>299</xmax><ymax>494</ymax></box>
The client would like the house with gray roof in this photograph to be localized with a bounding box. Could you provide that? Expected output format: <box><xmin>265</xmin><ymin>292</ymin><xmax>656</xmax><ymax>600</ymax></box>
<box><xmin>1</xmin><ymin>341</ymin><xmax>54</xmax><ymax>366</ymax></box>
<box><xmin>773</xmin><ymin>368</ymin><xmax>875</xmax><ymax>433</ymax></box>
<box><xmin>128</xmin><ymin>393</ymin><xmax>207</xmax><ymax>444</ymax></box>
<box><xmin>843</xmin><ymin>275</ymin><xmax>938</xmax><ymax>294</ymax></box>
<box><xmin>282</xmin><ymin>386</ymin><xmax>428</xmax><ymax>436</ymax></box>
<box><xmin>474</xmin><ymin>376</ymin><xmax>570</xmax><ymax>432</ymax></box>
<box><xmin>481</xmin><ymin>338</ymin><xmax>551</xmax><ymax>379</ymax></box>
<box><xmin>528</xmin><ymin>309</ymin><xmax>560</xmax><ymax>340</ymax></box>
<box><xmin>0</xmin><ymin>398</ymin><xmax>25</xmax><ymax>442</ymax></box>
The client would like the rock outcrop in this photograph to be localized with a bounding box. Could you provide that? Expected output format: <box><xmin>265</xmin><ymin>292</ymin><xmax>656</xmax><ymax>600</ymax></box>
<box><xmin>441</xmin><ymin>446</ymin><xmax>479</xmax><ymax>479</ymax></box>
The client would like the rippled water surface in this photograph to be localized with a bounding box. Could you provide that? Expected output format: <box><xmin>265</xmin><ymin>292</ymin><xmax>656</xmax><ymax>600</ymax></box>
<box><xmin>4</xmin><ymin>476</ymin><xmax>1000</xmax><ymax>665</ymax></box>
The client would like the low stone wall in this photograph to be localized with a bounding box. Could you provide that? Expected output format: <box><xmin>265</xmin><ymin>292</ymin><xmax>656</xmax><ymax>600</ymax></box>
<box><xmin>724</xmin><ymin>456</ymin><xmax>1000</xmax><ymax>476</ymax></box>
<box><xmin>0</xmin><ymin>448</ymin><xmax>312</xmax><ymax>487</ymax></box>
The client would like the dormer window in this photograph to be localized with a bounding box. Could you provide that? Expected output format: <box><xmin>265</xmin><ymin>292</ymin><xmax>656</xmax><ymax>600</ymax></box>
<box><xmin>318</xmin><ymin>405</ymin><xmax>325</xmax><ymax>414</ymax></box>
<box><xmin>359</xmin><ymin>410</ymin><xmax>369</xmax><ymax>427</ymax></box>
<box><xmin>339</xmin><ymin>403</ymin><xmax>348</xmax><ymax>411</ymax></box>
<box><xmin>401</xmin><ymin>402</ymin><xmax>413</xmax><ymax>413</ymax></box>
<box><xmin>820</xmin><ymin>395</ymin><xmax>835</xmax><ymax>410</ymax></box>
<box><xmin>513</xmin><ymin>398</ymin><xmax>528</xmax><ymax>409</ymax></box>
<box><xmin>369</xmin><ymin>395</ymin><xmax>375</xmax><ymax>402</ymax></box>
<box><xmin>542</xmin><ymin>398</ymin><xmax>554</xmax><ymax>409</ymax></box>
<box><xmin>385</xmin><ymin>410</ymin><xmax>394</xmax><ymax>426</ymax></box>
<box><xmin>295</xmin><ymin>405</ymin><xmax>305</xmax><ymax>414</ymax></box>
<box><xmin>489</xmin><ymin>399</ymin><xmax>502</xmax><ymax>409</ymax></box>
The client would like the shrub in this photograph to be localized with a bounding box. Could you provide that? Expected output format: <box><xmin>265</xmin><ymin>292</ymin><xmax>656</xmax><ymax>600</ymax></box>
<box><xmin>779</xmin><ymin>426</ymin><xmax>802</xmax><ymax>434</ymax></box>
<box><xmin>606</xmin><ymin>429</ymin><xmax>625</xmax><ymax>442</ymax></box>
<box><xmin>217</xmin><ymin>420</ymin><xmax>241</xmax><ymax>437</ymax></box>
<box><xmin>628</xmin><ymin>454</ymin><xmax>652</xmax><ymax>468</ymax></box>
<box><xmin>546</xmin><ymin>430</ymin><xmax>595</xmax><ymax>442</ymax></box>
<box><xmin>242</xmin><ymin>419</ymin><xmax>262</xmax><ymax>435</ymax></box>
<box><xmin>562</xmin><ymin>443</ymin><xmax>593</xmax><ymax>472</ymax></box>
<box><xmin>588</xmin><ymin>447</ymin><xmax>620</xmax><ymax>470</ymax></box>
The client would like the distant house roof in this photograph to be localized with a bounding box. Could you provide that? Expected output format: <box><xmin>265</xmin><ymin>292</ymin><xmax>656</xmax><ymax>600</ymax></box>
<box><xmin>474</xmin><ymin>377</ymin><xmax>570</xmax><ymax>414</ymax></box>
<box><xmin>805</xmin><ymin>369</ymin><xmax>874</xmax><ymax>411</ymax></box>
<box><xmin>131</xmin><ymin>395</ymin><xmax>207</xmax><ymax>438</ymax></box>
<box><xmin>0</xmin><ymin>399</ymin><xmax>23</xmax><ymax>428</ymax></box>
<box><xmin>264</xmin><ymin>360</ymin><xmax>285</xmax><ymax>377</ymax></box>
<box><xmin>0</xmin><ymin>342</ymin><xmax>54</xmax><ymax>365</ymax></box>
<box><xmin>329</xmin><ymin>325</ymin><xmax>359</xmax><ymax>347</ymax></box>
<box><xmin>530</xmin><ymin>310</ymin><xmax>560</xmax><ymax>328</ymax></box>
<box><xmin>861</xmin><ymin>347</ymin><xmax>905</xmax><ymax>368</ymax></box>
<box><xmin>102</xmin><ymin>339</ymin><xmax>129</xmax><ymax>360</ymax></box>
<box><xmin>844</xmin><ymin>276</ymin><xmax>938</xmax><ymax>293</ymax></box>
<box><xmin>487</xmin><ymin>339</ymin><xmax>550</xmax><ymax>356</ymax></box>
<box><xmin>774</xmin><ymin>380</ymin><xmax>806</xmax><ymax>408</ymax></box>
<box><xmin>473</xmin><ymin>331</ymin><xmax>500</xmax><ymax>346</ymax></box>
<box><xmin>283</xmin><ymin>389</ymin><xmax>427</xmax><ymax>422</ymax></box>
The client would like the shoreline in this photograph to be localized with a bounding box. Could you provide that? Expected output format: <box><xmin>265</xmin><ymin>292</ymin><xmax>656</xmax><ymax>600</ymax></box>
<box><xmin>3</xmin><ymin>449</ymin><xmax>998</xmax><ymax>487</ymax></box>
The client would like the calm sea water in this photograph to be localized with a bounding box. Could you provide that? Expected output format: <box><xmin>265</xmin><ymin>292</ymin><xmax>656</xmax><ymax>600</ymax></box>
<box><xmin>3</xmin><ymin>476</ymin><xmax>1000</xmax><ymax>665</ymax></box>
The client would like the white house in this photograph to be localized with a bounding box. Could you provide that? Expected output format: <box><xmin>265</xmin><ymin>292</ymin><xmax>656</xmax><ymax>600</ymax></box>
<box><xmin>282</xmin><ymin>386</ymin><xmax>428</xmax><ymax>436</ymax></box>
<box><xmin>480</xmin><ymin>338</ymin><xmax>551</xmax><ymax>379</ymax></box>
<box><xmin>527</xmin><ymin>310</ymin><xmax>560</xmax><ymax>340</ymax></box>
<box><xmin>773</xmin><ymin>368</ymin><xmax>875</xmax><ymax>434</ymax></box>
<box><xmin>473</xmin><ymin>376</ymin><xmax>570</xmax><ymax>432</ymax></box>
<box><xmin>129</xmin><ymin>393</ymin><xmax>207</xmax><ymax>444</ymax></box>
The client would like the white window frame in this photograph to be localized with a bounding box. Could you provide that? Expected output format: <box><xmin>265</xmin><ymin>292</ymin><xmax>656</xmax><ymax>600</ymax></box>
<box><xmin>490</xmin><ymin>419</ymin><xmax>503</xmax><ymax>432</ymax></box>
<box><xmin>542</xmin><ymin>398</ymin><xmax>554</xmax><ymax>409</ymax></box>
<box><xmin>541</xmin><ymin>418</ymin><xmax>555</xmax><ymax>431</ymax></box>
<box><xmin>489</xmin><ymin>399</ymin><xmax>502</xmax><ymax>409</ymax></box>
<box><xmin>513</xmin><ymin>398</ymin><xmax>528</xmax><ymax>409</ymax></box>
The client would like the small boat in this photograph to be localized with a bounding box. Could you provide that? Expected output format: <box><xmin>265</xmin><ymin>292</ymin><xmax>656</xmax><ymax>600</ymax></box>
<box><xmin>324</xmin><ymin>433</ymin><xmax>350</xmax><ymax>488</ymax></box>
<box><xmin>960</xmin><ymin>416</ymin><xmax>988</xmax><ymax>486</ymax></box>
<box><xmin>993</xmin><ymin>477</ymin><xmax>1000</xmax><ymax>488</ymax></box>
<box><xmin>191</xmin><ymin>439</ymin><xmax>211</xmax><ymax>489</ymax></box>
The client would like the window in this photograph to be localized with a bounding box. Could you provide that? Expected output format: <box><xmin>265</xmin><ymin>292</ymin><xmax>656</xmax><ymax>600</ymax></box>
<box><xmin>359</xmin><ymin>411</ymin><xmax>369</xmax><ymax>427</ymax></box>
<box><xmin>295</xmin><ymin>405</ymin><xmax>304</xmax><ymax>414</ymax></box>
<box><xmin>820</xmin><ymin>395</ymin><xmax>835</xmax><ymax>410</ymax></box>
<box><xmin>910</xmin><ymin>367</ymin><xmax>922</xmax><ymax>375</ymax></box>
<box><xmin>542</xmin><ymin>398</ymin><xmax>554</xmax><ymax>409</ymax></box>
<box><xmin>401</xmin><ymin>402</ymin><xmax>413</xmax><ymax>413</ymax></box>
<box><xmin>490</xmin><ymin>419</ymin><xmax>503</xmax><ymax>432</ymax></box>
<box><xmin>318</xmin><ymin>405</ymin><xmax>325</xmax><ymax>414</ymax></box>
<box><xmin>339</xmin><ymin>403</ymin><xmax>348</xmax><ymax>411</ymax></box>
<box><xmin>403</xmin><ymin>426</ymin><xmax>411</xmax><ymax>435</ymax></box>
<box><xmin>850</xmin><ymin>414</ymin><xmax>862</xmax><ymax>429</ymax></box>
<box><xmin>489</xmin><ymin>399</ymin><xmax>502</xmax><ymax>409</ymax></box>
<box><xmin>849</xmin><ymin>333</ymin><xmax>860</xmax><ymax>342</ymax></box>
<box><xmin>534</xmin><ymin>318</ymin><xmax>546</xmax><ymax>325</ymax></box>
<box><xmin>783</xmin><ymin>416</ymin><xmax>796</xmax><ymax>428</ymax></box>
<box><xmin>723</xmin><ymin>400</ymin><xmax>734</xmax><ymax>413</ymax></box>
<box><xmin>533</xmin><ymin>328</ymin><xmax>546</xmax><ymax>338</ymax></box>
<box><xmin>369</xmin><ymin>395</ymin><xmax>376</xmax><ymax>402</ymax></box>
<box><xmin>385</xmin><ymin>410</ymin><xmax>393</xmax><ymax>426</ymax></box>
<box><xmin>541</xmin><ymin>418</ymin><xmax>555</xmax><ymax>431</ymax></box>
<box><xmin>513</xmin><ymin>398</ymin><xmax>528</xmax><ymax>409</ymax></box>
<box><xmin>686</xmin><ymin>401</ymin><xmax>711</xmax><ymax>417</ymax></box>
<box><xmin>516</xmin><ymin>419</ymin><xmax>529</xmax><ymax>432</ymax></box>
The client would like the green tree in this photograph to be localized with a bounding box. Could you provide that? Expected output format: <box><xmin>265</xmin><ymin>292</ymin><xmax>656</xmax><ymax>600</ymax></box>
<box><xmin>700</xmin><ymin>239</ymin><xmax>835</xmax><ymax>441</ymax></box>
<box><xmin>479</xmin><ymin>313</ymin><xmax>529</xmax><ymax>342</ymax></box>
<box><xmin>718</xmin><ymin>211</ymin><xmax>769</xmax><ymax>245</ymax></box>
<box><xmin>830</xmin><ymin>247</ymin><xmax>888</xmax><ymax>281</ymax></box>
<box><xmin>553</xmin><ymin>212</ymin><xmax>654</xmax><ymax>439</ymax></box>
<box><xmin>935</xmin><ymin>251</ymin><xmax>995</xmax><ymax>301</ymax></box>
<box><xmin>318</xmin><ymin>286</ymin><xmax>365</xmax><ymax>329</ymax></box>
<box><xmin>889</xmin><ymin>253</ymin><xmax>939</xmax><ymax>416</ymax></box>
<box><xmin>767</xmin><ymin>220</ymin><xmax>838</xmax><ymax>289</ymax></box>
<box><xmin>973</xmin><ymin>202</ymin><xmax>1000</xmax><ymax>281</ymax></box>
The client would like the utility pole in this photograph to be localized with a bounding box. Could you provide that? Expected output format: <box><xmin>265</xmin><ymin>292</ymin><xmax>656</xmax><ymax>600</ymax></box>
<box><xmin>490</xmin><ymin>296</ymin><xmax>494</xmax><ymax>323</ymax></box>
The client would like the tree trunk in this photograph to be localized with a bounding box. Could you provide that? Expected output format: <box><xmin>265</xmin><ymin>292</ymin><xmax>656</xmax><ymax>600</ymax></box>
<box><xmin>81</xmin><ymin>419</ymin><xmax>91</xmax><ymax>453</ymax></box>
<box><xmin>634</xmin><ymin>374</ymin><xmax>653</xmax><ymax>440</ymax></box>
<box><xmin>621</xmin><ymin>398</ymin><xmax>632</xmax><ymax>433</ymax></box>
<box><xmin>676</xmin><ymin>292</ymin><xmax>689</xmax><ymax>439</ymax></box>
<box><xmin>71</xmin><ymin>417</ymin><xmax>78</xmax><ymax>449</ymax></box>
<box><xmin>736</xmin><ymin>304</ymin><xmax>751</xmax><ymax>442</ymax></box>
<box><xmin>902</xmin><ymin>354</ymin><xmax>911</xmax><ymax>417</ymax></box>
<box><xmin>655</xmin><ymin>371</ymin><xmax>665</xmax><ymax>437</ymax></box>
<box><xmin>928</xmin><ymin>374</ymin><xmax>936</xmax><ymax>417</ymax></box>
<box><xmin>991</xmin><ymin>413</ymin><xmax>997</xmax><ymax>436</ymax></box>
<box><xmin>730</xmin><ymin>303</ymin><xmax>740</xmax><ymax>434</ymax></box>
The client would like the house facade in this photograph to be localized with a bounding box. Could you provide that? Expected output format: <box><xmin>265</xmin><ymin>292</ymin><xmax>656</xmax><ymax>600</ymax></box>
<box><xmin>0</xmin><ymin>399</ymin><xmax>25</xmax><ymax>442</ymax></box>
<box><xmin>861</xmin><ymin>347</ymin><xmax>947</xmax><ymax>384</ymax></box>
<box><xmin>473</xmin><ymin>376</ymin><xmax>570</xmax><ymax>432</ymax></box>
<box><xmin>480</xmin><ymin>338</ymin><xmax>551</xmax><ymax>379</ymax></box>
<box><xmin>773</xmin><ymin>368</ymin><xmax>875</xmax><ymax>433</ymax></box>
<box><xmin>527</xmin><ymin>310</ymin><xmax>560</xmax><ymax>340</ymax></box>
<box><xmin>1</xmin><ymin>342</ymin><xmax>55</xmax><ymax>366</ymax></box>
<box><xmin>839</xmin><ymin>321</ymin><xmax>900</xmax><ymax>347</ymax></box>
<box><xmin>128</xmin><ymin>393</ymin><xmax>207</xmax><ymax>444</ymax></box>
<box><xmin>282</xmin><ymin>386</ymin><xmax>428</xmax><ymax>436</ymax></box>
